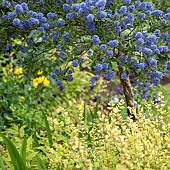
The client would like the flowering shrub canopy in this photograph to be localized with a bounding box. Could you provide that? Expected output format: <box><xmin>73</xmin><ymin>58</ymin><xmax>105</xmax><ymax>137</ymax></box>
<box><xmin>0</xmin><ymin>0</ymin><xmax>170</xmax><ymax>96</ymax></box>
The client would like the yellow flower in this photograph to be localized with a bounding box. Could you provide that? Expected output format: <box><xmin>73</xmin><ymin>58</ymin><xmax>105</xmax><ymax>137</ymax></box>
<box><xmin>15</xmin><ymin>67</ymin><xmax>22</xmax><ymax>75</ymax></box>
<box><xmin>33</xmin><ymin>78</ymin><xmax>39</xmax><ymax>88</ymax></box>
<box><xmin>37</xmin><ymin>70</ymin><xmax>43</xmax><ymax>75</ymax></box>
<box><xmin>38</xmin><ymin>76</ymin><xmax>45</xmax><ymax>84</ymax></box>
<box><xmin>43</xmin><ymin>78</ymin><xmax>50</xmax><ymax>87</ymax></box>
<box><xmin>33</xmin><ymin>81</ymin><xmax>39</xmax><ymax>88</ymax></box>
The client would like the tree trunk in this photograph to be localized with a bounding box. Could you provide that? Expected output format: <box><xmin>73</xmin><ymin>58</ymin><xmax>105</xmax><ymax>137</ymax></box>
<box><xmin>118</xmin><ymin>64</ymin><xmax>136</xmax><ymax>120</ymax></box>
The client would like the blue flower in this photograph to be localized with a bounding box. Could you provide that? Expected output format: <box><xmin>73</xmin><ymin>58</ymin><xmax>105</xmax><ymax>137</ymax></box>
<box><xmin>154</xmin><ymin>29</ymin><xmax>161</xmax><ymax>37</ymax></box>
<box><xmin>66</xmin><ymin>13</ymin><xmax>76</xmax><ymax>20</ymax></box>
<box><xmin>135</xmin><ymin>1</ymin><xmax>141</xmax><ymax>8</ymax></box>
<box><xmin>90</xmin><ymin>85</ymin><xmax>95</xmax><ymax>90</ymax></box>
<box><xmin>114</xmin><ymin>26</ymin><xmax>121</xmax><ymax>33</ymax></box>
<box><xmin>137</xmin><ymin>38</ymin><xmax>144</xmax><ymax>45</ymax></box>
<box><xmin>123</xmin><ymin>0</ymin><xmax>131</xmax><ymax>5</ymax></box>
<box><xmin>113</xmin><ymin>13</ymin><xmax>120</xmax><ymax>19</ymax></box>
<box><xmin>42</xmin><ymin>23</ymin><xmax>50</xmax><ymax>29</ymax></box>
<box><xmin>72</xmin><ymin>4</ymin><xmax>80</xmax><ymax>12</ymax></box>
<box><xmin>100</xmin><ymin>44</ymin><xmax>107</xmax><ymax>50</ymax></box>
<box><xmin>145</xmin><ymin>35</ymin><xmax>158</xmax><ymax>45</ymax></box>
<box><xmin>90</xmin><ymin>77</ymin><xmax>98</xmax><ymax>84</ymax></box>
<box><xmin>120</xmin><ymin>56</ymin><xmax>127</xmax><ymax>63</ymax></box>
<box><xmin>54</xmin><ymin>68</ymin><xmax>60</xmax><ymax>75</ymax></box>
<box><xmin>151</xmin><ymin>70</ymin><xmax>162</xmax><ymax>79</ymax></box>
<box><xmin>114</xmin><ymin>21</ymin><xmax>120</xmax><ymax>27</ymax></box>
<box><xmin>126</xmin><ymin>13</ymin><xmax>134</xmax><ymax>22</ymax></box>
<box><xmin>59</xmin><ymin>51</ymin><xmax>67</xmax><ymax>57</ymax></box>
<box><xmin>138</xmin><ymin>13</ymin><xmax>146</xmax><ymax>19</ymax></box>
<box><xmin>56</xmin><ymin>20</ymin><xmax>65</xmax><ymax>27</ymax></box>
<box><xmin>153</xmin><ymin>78</ymin><xmax>160</xmax><ymax>84</ymax></box>
<box><xmin>8</xmin><ymin>12</ymin><xmax>16</xmax><ymax>19</ymax></box>
<box><xmin>97</xmin><ymin>11</ymin><xmax>107</xmax><ymax>19</ymax></box>
<box><xmin>47</xmin><ymin>12</ymin><xmax>56</xmax><ymax>19</ymax></box>
<box><xmin>92</xmin><ymin>35</ymin><xmax>101</xmax><ymax>45</ymax></box>
<box><xmin>28</xmin><ymin>18</ymin><xmax>39</xmax><ymax>26</ymax></box>
<box><xmin>142</xmin><ymin>48</ymin><xmax>152</xmax><ymax>56</ymax></box>
<box><xmin>140</xmin><ymin>2</ymin><xmax>147</xmax><ymax>11</ymax></box>
<box><xmin>19</xmin><ymin>45</ymin><xmax>28</xmax><ymax>53</ymax></box>
<box><xmin>135</xmin><ymin>46</ymin><xmax>141</xmax><ymax>52</ymax></box>
<box><xmin>13</xmin><ymin>18</ymin><xmax>20</xmax><ymax>26</ymax></box>
<box><xmin>72</xmin><ymin>60</ymin><xmax>78</xmax><ymax>67</ymax></box>
<box><xmin>95</xmin><ymin>0</ymin><xmax>106</xmax><ymax>11</ymax></box>
<box><xmin>163</xmin><ymin>13</ymin><xmax>170</xmax><ymax>20</ymax></box>
<box><xmin>53</xmin><ymin>35</ymin><xmax>58</xmax><ymax>41</ymax></box>
<box><xmin>106</xmin><ymin>50</ymin><xmax>113</xmax><ymax>57</ymax></box>
<box><xmin>2</xmin><ymin>0</ymin><xmax>11</xmax><ymax>7</ymax></box>
<box><xmin>127</xmin><ymin>57</ymin><xmax>132</xmax><ymax>63</ymax></box>
<box><xmin>162</xmin><ymin>64</ymin><xmax>167</xmax><ymax>70</ymax></box>
<box><xmin>138</xmin><ymin>63</ymin><xmax>147</xmax><ymax>70</ymax></box>
<box><xmin>87</xmin><ymin>50</ymin><xmax>92</xmax><ymax>55</ymax></box>
<box><xmin>21</xmin><ymin>3</ymin><xmax>28</xmax><ymax>12</ymax></box>
<box><xmin>166</xmin><ymin>8</ymin><xmax>170</xmax><ymax>13</ymax></box>
<box><xmin>121</xmin><ymin>72</ymin><xmax>127</xmax><ymax>80</ymax></box>
<box><xmin>15</xmin><ymin>4</ymin><xmax>24</xmax><ymax>14</ymax></box>
<box><xmin>86</xmin><ymin>14</ymin><xmax>94</xmax><ymax>22</ymax></box>
<box><xmin>63</xmin><ymin>32</ymin><xmax>70</xmax><ymax>39</ymax></box>
<box><xmin>143</xmin><ymin>31</ymin><xmax>148</xmax><ymax>37</ymax></box>
<box><xmin>154</xmin><ymin>49</ymin><xmax>160</xmax><ymax>55</ymax></box>
<box><xmin>104</xmin><ymin>70</ymin><xmax>114</xmax><ymax>80</ymax></box>
<box><xmin>162</xmin><ymin>46</ymin><xmax>169</xmax><ymax>52</ymax></box>
<box><xmin>119</xmin><ymin>6</ymin><xmax>127</xmax><ymax>15</ymax></box>
<box><xmin>56</xmin><ymin>80</ymin><xmax>62</xmax><ymax>86</ymax></box>
<box><xmin>95</xmin><ymin>64</ymin><xmax>103</xmax><ymax>73</ymax></box>
<box><xmin>149</xmin><ymin>45</ymin><xmax>157</xmax><ymax>50</ymax></box>
<box><xmin>66</xmin><ymin>0</ymin><xmax>72</xmax><ymax>4</ymax></box>
<box><xmin>68</xmin><ymin>70</ymin><xmax>72</xmax><ymax>74</ymax></box>
<box><xmin>102</xmin><ymin>63</ymin><xmax>108</xmax><ymax>70</ymax></box>
<box><xmin>56</xmin><ymin>44</ymin><xmax>62</xmax><ymax>50</ymax></box>
<box><xmin>152</xmin><ymin>10</ymin><xmax>164</xmax><ymax>17</ymax></box>
<box><xmin>66</xmin><ymin>75</ymin><xmax>73</xmax><ymax>82</ymax></box>
<box><xmin>59</xmin><ymin>85</ymin><xmax>65</xmax><ymax>91</ymax></box>
<box><xmin>51</xmin><ymin>74</ymin><xmax>56</xmax><ymax>79</ymax></box>
<box><xmin>38</xmin><ymin>27</ymin><xmax>45</xmax><ymax>32</ymax></box>
<box><xmin>161</xmin><ymin>33</ymin><xmax>169</xmax><ymax>41</ymax></box>
<box><xmin>146</xmin><ymin>10</ymin><xmax>151</xmax><ymax>16</ymax></box>
<box><xmin>128</xmin><ymin>5</ymin><xmax>135</xmax><ymax>12</ymax></box>
<box><xmin>86</xmin><ymin>21</ymin><xmax>96</xmax><ymax>33</ymax></box>
<box><xmin>63</xmin><ymin>4</ymin><xmax>70</xmax><ymax>13</ymax></box>
<box><xmin>148</xmin><ymin>58</ymin><xmax>157</xmax><ymax>67</ymax></box>
<box><xmin>27</xmin><ymin>39</ymin><xmax>34</xmax><ymax>47</ymax></box>
<box><xmin>108</xmin><ymin>40</ymin><xmax>119</xmax><ymax>48</ymax></box>
<box><xmin>146</xmin><ymin>2</ymin><xmax>153</xmax><ymax>11</ymax></box>
<box><xmin>134</xmin><ymin>32</ymin><xmax>143</xmax><ymax>40</ymax></box>
<box><xmin>160</xmin><ymin>19</ymin><xmax>166</xmax><ymax>25</ymax></box>
<box><xmin>79</xmin><ymin>57</ymin><xmax>85</xmax><ymax>63</ymax></box>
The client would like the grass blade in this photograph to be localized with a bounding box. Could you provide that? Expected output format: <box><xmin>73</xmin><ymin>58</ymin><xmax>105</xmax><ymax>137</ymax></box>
<box><xmin>20</xmin><ymin>136</ymin><xmax>27</xmax><ymax>166</ymax></box>
<box><xmin>42</xmin><ymin>112</ymin><xmax>53</xmax><ymax>148</ymax></box>
<box><xmin>0</xmin><ymin>133</ymin><xmax>26</xmax><ymax>170</ymax></box>
<box><xmin>36</xmin><ymin>155</ymin><xmax>46</xmax><ymax>170</ymax></box>
<box><xmin>0</xmin><ymin>154</ymin><xmax>6</xmax><ymax>170</ymax></box>
<box><xmin>34</xmin><ymin>131</ymin><xmax>39</xmax><ymax>148</ymax></box>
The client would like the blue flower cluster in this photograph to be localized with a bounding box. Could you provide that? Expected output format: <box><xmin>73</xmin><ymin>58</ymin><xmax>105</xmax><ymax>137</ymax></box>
<box><xmin>51</xmin><ymin>68</ymin><xmax>74</xmax><ymax>91</ymax></box>
<box><xmin>1</xmin><ymin>0</ymin><xmax>170</xmax><ymax>96</ymax></box>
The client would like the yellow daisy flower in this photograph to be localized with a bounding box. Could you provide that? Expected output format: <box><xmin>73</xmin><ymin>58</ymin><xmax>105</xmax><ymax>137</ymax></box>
<box><xmin>37</xmin><ymin>70</ymin><xmax>43</xmax><ymax>75</ymax></box>
<box><xmin>15</xmin><ymin>67</ymin><xmax>23</xmax><ymax>75</ymax></box>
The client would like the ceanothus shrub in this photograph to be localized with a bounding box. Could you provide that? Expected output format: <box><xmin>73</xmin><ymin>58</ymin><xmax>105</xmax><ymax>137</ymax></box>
<box><xmin>1</xmin><ymin>0</ymin><xmax>170</xmax><ymax>117</ymax></box>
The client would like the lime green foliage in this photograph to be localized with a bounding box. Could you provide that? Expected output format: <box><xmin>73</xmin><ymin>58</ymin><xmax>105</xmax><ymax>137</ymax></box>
<box><xmin>1</xmin><ymin>100</ymin><xmax>170</xmax><ymax>169</ymax></box>
<box><xmin>9</xmin><ymin>103</ymin><xmax>44</xmax><ymax>132</ymax></box>
<box><xmin>0</xmin><ymin>125</ymin><xmax>46</xmax><ymax>170</ymax></box>
<box><xmin>159</xmin><ymin>84</ymin><xmax>170</xmax><ymax>109</ymax></box>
